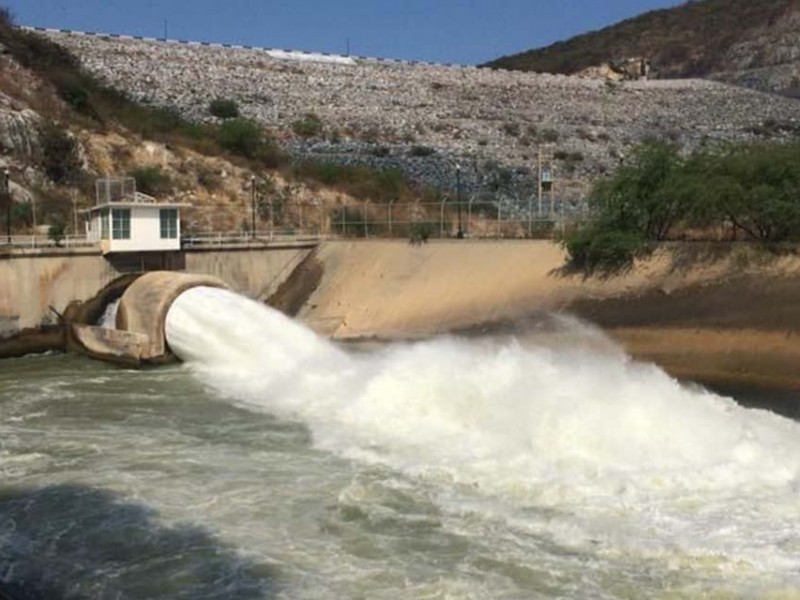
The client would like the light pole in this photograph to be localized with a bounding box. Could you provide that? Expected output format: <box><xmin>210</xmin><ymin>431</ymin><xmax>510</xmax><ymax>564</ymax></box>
<box><xmin>250</xmin><ymin>175</ymin><xmax>256</xmax><ymax>240</ymax></box>
<box><xmin>4</xmin><ymin>168</ymin><xmax>9</xmax><ymax>245</ymax></box>
<box><xmin>456</xmin><ymin>163</ymin><xmax>464</xmax><ymax>239</ymax></box>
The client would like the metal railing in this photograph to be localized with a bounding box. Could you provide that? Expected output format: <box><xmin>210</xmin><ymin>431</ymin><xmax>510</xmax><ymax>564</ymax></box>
<box><xmin>1</xmin><ymin>234</ymin><xmax>97</xmax><ymax>250</ymax></box>
<box><xmin>181</xmin><ymin>229</ymin><xmax>323</xmax><ymax>247</ymax></box>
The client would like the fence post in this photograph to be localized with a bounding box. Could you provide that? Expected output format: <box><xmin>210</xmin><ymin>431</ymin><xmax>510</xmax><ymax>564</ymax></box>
<box><xmin>468</xmin><ymin>197</ymin><xmax>473</xmax><ymax>238</ymax></box>
<box><xmin>497</xmin><ymin>203</ymin><xmax>502</xmax><ymax>239</ymax></box>
<box><xmin>269</xmin><ymin>198</ymin><xmax>274</xmax><ymax>241</ymax></box>
<box><xmin>440</xmin><ymin>197</ymin><xmax>447</xmax><ymax>237</ymax></box>
<box><xmin>528</xmin><ymin>193</ymin><xmax>533</xmax><ymax>238</ymax></box>
<box><xmin>388</xmin><ymin>199</ymin><xmax>394</xmax><ymax>238</ymax></box>
<box><xmin>298</xmin><ymin>200</ymin><xmax>304</xmax><ymax>233</ymax></box>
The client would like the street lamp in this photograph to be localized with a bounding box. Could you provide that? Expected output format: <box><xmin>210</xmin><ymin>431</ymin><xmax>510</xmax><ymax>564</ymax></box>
<box><xmin>4</xmin><ymin>168</ymin><xmax>9</xmax><ymax>245</ymax></box>
<box><xmin>250</xmin><ymin>175</ymin><xmax>256</xmax><ymax>240</ymax></box>
<box><xmin>456</xmin><ymin>163</ymin><xmax>464</xmax><ymax>239</ymax></box>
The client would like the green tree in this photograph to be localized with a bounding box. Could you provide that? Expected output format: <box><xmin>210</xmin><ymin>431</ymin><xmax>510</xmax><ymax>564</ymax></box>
<box><xmin>563</xmin><ymin>139</ymin><xmax>800</xmax><ymax>273</ymax></box>
<box><xmin>591</xmin><ymin>140</ymin><xmax>684</xmax><ymax>240</ymax></box>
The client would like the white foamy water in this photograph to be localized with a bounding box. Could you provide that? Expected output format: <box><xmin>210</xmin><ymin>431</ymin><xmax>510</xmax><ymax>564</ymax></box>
<box><xmin>165</xmin><ymin>286</ymin><xmax>800</xmax><ymax>593</ymax></box>
<box><xmin>96</xmin><ymin>298</ymin><xmax>120</xmax><ymax>329</ymax></box>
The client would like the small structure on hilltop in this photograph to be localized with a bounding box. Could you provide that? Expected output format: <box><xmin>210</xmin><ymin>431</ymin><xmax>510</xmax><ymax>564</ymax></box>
<box><xmin>577</xmin><ymin>57</ymin><xmax>651</xmax><ymax>81</ymax></box>
<box><xmin>85</xmin><ymin>176</ymin><xmax>189</xmax><ymax>255</ymax></box>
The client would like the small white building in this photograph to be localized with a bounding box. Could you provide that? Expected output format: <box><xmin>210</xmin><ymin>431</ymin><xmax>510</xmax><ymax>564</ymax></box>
<box><xmin>86</xmin><ymin>177</ymin><xmax>188</xmax><ymax>254</ymax></box>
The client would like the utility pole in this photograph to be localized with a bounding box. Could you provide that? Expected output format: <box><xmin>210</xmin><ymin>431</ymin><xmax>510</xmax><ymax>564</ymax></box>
<box><xmin>537</xmin><ymin>146</ymin><xmax>543</xmax><ymax>220</ymax></box>
<box><xmin>250</xmin><ymin>175</ymin><xmax>256</xmax><ymax>240</ymax></box>
<box><xmin>4</xmin><ymin>168</ymin><xmax>9</xmax><ymax>245</ymax></box>
<box><xmin>72</xmin><ymin>189</ymin><xmax>79</xmax><ymax>236</ymax></box>
<box><xmin>456</xmin><ymin>163</ymin><xmax>463</xmax><ymax>238</ymax></box>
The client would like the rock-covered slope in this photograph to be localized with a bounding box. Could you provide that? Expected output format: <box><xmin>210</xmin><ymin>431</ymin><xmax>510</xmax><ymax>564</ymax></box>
<box><xmin>486</xmin><ymin>0</ymin><xmax>800</xmax><ymax>95</ymax></box>
<box><xmin>34</xmin><ymin>29</ymin><xmax>800</xmax><ymax>201</ymax></box>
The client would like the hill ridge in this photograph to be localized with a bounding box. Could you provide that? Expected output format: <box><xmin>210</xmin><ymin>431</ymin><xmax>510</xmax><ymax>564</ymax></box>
<box><xmin>485</xmin><ymin>0</ymin><xmax>800</xmax><ymax>94</ymax></box>
<box><xmin>19</xmin><ymin>26</ymin><xmax>477</xmax><ymax>71</ymax></box>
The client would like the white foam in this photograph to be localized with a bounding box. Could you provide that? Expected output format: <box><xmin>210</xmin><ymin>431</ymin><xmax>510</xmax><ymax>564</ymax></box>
<box><xmin>165</xmin><ymin>286</ymin><xmax>800</xmax><ymax>571</ymax></box>
<box><xmin>97</xmin><ymin>299</ymin><xmax>120</xmax><ymax>329</ymax></box>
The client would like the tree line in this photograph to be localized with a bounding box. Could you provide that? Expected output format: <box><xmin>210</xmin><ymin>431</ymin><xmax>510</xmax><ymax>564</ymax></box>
<box><xmin>563</xmin><ymin>139</ymin><xmax>800</xmax><ymax>271</ymax></box>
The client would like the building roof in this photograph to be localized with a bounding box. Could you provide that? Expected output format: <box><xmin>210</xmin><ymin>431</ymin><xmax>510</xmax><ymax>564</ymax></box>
<box><xmin>87</xmin><ymin>200</ymin><xmax>191</xmax><ymax>213</ymax></box>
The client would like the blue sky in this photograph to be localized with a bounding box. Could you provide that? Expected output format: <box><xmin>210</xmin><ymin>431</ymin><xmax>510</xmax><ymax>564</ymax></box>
<box><xmin>8</xmin><ymin>1</ymin><xmax>684</xmax><ymax>65</ymax></box>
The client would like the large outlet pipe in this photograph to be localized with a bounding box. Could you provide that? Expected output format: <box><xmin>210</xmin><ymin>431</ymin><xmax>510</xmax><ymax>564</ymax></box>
<box><xmin>72</xmin><ymin>272</ymin><xmax>229</xmax><ymax>366</ymax></box>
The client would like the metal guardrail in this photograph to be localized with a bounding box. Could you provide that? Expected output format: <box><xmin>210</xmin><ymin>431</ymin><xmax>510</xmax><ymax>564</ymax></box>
<box><xmin>180</xmin><ymin>230</ymin><xmax>323</xmax><ymax>247</ymax></box>
<box><xmin>1</xmin><ymin>235</ymin><xmax>97</xmax><ymax>249</ymax></box>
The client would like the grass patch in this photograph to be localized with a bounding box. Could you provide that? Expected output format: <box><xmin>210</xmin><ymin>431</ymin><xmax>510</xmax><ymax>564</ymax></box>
<box><xmin>290</xmin><ymin>161</ymin><xmax>412</xmax><ymax>203</ymax></box>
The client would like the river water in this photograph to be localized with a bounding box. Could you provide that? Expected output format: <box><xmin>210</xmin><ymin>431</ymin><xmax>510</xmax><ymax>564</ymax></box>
<box><xmin>2</xmin><ymin>286</ymin><xmax>800</xmax><ymax>599</ymax></box>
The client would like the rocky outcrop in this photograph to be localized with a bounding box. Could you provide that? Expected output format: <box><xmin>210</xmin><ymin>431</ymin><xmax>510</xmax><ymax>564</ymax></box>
<box><xmin>0</xmin><ymin>103</ymin><xmax>40</xmax><ymax>158</ymax></box>
<box><xmin>577</xmin><ymin>58</ymin><xmax>651</xmax><ymax>82</ymax></box>
<box><xmin>714</xmin><ymin>10</ymin><xmax>800</xmax><ymax>93</ymax></box>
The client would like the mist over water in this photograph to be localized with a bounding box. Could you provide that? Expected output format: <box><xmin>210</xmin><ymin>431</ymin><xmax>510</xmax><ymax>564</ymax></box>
<box><xmin>164</xmin><ymin>286</ymin><xmax>800</xmax><ymax>595</ymax></box>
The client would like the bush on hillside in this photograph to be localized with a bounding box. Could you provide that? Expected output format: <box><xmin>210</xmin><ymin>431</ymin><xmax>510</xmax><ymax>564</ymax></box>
<box><xmin>129</xmin><ymin>166</ymin><xmax>172</xmax><ymax>197</ymax></box>
<box><xmin>209</xmin><ymin>98</ymin><xmax>240</xmax><ymax>119</ymax></box>
<box><xmin>409</xmin><ymin>145</ymin><xmax>435</xmax><ymax>157</ymax></box>
<box><xmin>562</xmin><ymin>227</ymin><xmax>649</xmax><ymax>272</ymax></box>
<box><xmin>216</xmin><ymin>118</ymin><xmax>265</xmax><ymax>158</ymax></box>
<box><xmin>291</xmin><ymin>113</ymin><xmax>323</xmax><ymax>138</ymax></box>
<box><xmin>291</xmin><ymin>161</ymin><xmax>409</xmax><ymax>203</ymax></box>
<box><xmin>39</xmin><ymin>123</ymin><xmax>83</xmax><ymax>184</ymax></box>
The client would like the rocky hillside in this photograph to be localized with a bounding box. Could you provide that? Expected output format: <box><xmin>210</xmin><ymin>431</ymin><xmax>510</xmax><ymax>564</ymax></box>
<box><xmin>0</xmin><ymin>20</ymin><xmax>423</xmax><ymax>240</ymax></box>
<box><xmin>31</xmin><ymin>28</ymin><xmax>800</xmax><ymax>210</ymax></box>
<box><xmin>486</xmin><ymin>0</ymin><xmax>800</xmax><ymax>95</ymax></box>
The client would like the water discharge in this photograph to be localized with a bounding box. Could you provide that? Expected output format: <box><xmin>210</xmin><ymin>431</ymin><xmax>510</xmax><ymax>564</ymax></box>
<box><xmin>165</xmin><ymin>286</ymin><xmax>800</xmax><ymax>594</ymax></box>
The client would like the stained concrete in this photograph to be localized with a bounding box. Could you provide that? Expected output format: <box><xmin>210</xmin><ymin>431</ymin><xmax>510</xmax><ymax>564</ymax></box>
<box><xmin>0</xmin><ymin>244</ymin><xmax>316</xmax><ymax>359</ymax></box>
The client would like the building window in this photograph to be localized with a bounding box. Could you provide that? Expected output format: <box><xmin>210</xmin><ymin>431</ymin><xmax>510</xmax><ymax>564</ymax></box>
<box><xmin>111</xmin><ymin>208</ymin><xmax>131</xmax><ymax>240</ymax></box>
<box><xmin>100</xmin><ymin>209</ymin><xmax>109</xmax><ymax>240</ymax></box>
<box><xmin>160</xmin><ymin>209</ymin><xmax>178</xmax><ymax>239</ymax></box>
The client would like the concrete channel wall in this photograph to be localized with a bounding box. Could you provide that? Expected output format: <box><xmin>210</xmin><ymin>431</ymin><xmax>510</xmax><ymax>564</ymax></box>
<box><xmin>0</xmin><ymin>244</ymin><xmax>315</xmax><ymax>337</ymax></box>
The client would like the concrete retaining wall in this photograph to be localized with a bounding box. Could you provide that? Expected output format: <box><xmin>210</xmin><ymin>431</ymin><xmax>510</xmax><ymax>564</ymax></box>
<box><xmin>0</xmin><ymin>244</ymin><xmax>315</xmax><ymax>339</ymax></box>
<box><xmin>0</xmin><ymin>249</ymin><xmax>117</xmax><ymax>336</ymax></box>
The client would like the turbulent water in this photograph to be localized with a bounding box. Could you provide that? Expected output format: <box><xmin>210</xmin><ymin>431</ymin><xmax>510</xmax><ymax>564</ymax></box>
<box><xmin>2</xmin><ymin>286</ymin><xmax>800</xmax><ymax>599</ymax></box>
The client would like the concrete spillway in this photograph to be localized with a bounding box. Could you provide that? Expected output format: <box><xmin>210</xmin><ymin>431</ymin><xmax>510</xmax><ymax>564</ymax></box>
<box><xmin>71</xmin><ymin>271</ymin><xmax>229</xmax><ymax>366</ymax></box>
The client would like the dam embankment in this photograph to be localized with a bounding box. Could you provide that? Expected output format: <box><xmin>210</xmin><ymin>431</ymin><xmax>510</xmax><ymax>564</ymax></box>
<box><xmin>297</xmin><ymin>240</ymin><xmax>800</xmax><ymax>390</ymax></box>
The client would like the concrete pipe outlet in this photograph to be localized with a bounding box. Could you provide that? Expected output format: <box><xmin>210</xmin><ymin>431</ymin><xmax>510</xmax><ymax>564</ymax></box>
<box><xmin>72</xmin><ymin>271</ymin><xmax>229</xmax><ymax>366</ymax></box>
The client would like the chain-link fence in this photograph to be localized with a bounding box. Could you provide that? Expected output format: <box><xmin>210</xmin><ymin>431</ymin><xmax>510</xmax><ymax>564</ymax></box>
<box><xmin>189</xmin><ymin>196</ymin><xmax>590</xmax><ymax>242</ymax></box>
<box><xmin>4</xmin><ymin>192</ymin><xmax>591</xmax><ymax>251</ymax></box>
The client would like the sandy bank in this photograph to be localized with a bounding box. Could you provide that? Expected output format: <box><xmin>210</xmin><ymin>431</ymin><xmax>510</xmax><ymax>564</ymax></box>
<box><xmin>300</xmin><ymin>240</ymin><xmax>800</xmax><ymax>389</ymax></box>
